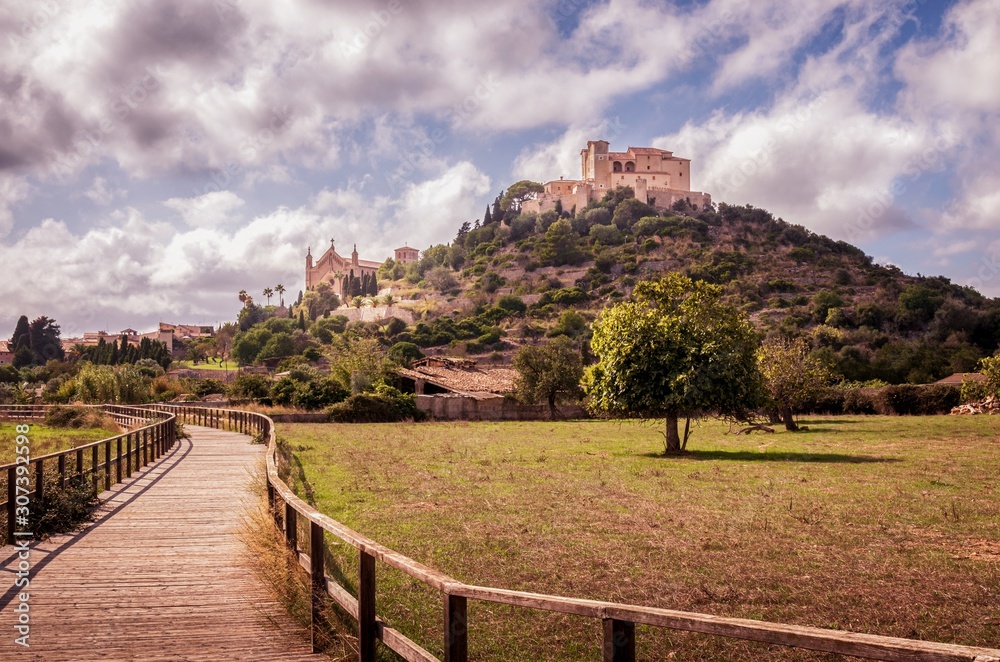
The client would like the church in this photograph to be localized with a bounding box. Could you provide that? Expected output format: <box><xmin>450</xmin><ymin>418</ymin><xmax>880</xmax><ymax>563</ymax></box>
<box><xmin>305</xmin><ymin>240</ymin><xmax>421</xmax><ymax>298</ymax></box>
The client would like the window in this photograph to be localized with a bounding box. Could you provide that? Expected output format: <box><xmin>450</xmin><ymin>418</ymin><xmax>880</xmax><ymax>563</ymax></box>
<box><xmin>613</xmin><ymin>161</ymin><xmax>622</xmax><ymax>172</ymax></box>
<box><xmin>647</xmin><ymin>166</ymin><xmax>651</xmax><ymax>170</ymax></box>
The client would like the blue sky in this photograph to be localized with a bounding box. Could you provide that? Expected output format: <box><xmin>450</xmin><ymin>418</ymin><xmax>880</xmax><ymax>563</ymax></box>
<box><xmin>2</xmin><ymin>0</ymin><xmax>999</xmax><ymax>336</ymax></box>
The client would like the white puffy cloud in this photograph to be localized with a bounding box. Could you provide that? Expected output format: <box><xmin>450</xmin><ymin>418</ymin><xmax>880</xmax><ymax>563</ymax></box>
<box><xmin>82</xmin><ymin>176</ymin><xmax>127</xmax><ymax>206</ymax></box>
<box><xmin>163</xmin><ymin>190</ymin><xmax>246</xmax><ymax>227</ymax></box>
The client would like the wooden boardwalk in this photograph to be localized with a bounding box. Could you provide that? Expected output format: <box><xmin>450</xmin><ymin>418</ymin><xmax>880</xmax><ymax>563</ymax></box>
<box><xmin>0</xmin><ymin>426</ymin><xmax>325</xmax><ymax>661</ymax></box>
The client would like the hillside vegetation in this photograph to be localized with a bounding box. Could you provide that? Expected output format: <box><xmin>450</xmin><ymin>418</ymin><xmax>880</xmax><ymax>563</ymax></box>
<box><xmin>372</xmin><ymin>188</ymin><xmax>1000</xmax><ymax>385</ymax></box>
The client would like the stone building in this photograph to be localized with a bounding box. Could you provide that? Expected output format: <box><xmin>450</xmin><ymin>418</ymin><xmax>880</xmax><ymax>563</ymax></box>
<box><xmin>521</xmin><ymin>140</ymin><xmax>711</xmax><ymax>215</ymax></box>
<box><xmin>305</xmin><ymin>239</ymin><xmax>381</xmax><ymax>298</ymax></box>
<box><xmin>394</xmin><ymin>246</ymin><xmax>419</xmax><ymax>264</ymax></box>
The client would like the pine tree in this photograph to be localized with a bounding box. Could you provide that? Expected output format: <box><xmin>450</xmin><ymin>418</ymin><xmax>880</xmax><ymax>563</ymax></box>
<box><xmin>10</xmin><ymin>315</ymin><xmax>31</xmax><ymax>368</ymax></box>
<box><xmin>298</xmin><ymin>310</ymin><xmax>307</xmax><ymax>331</ymax></box>
<box><xmin>484</xmin><ymin>205</ymin><xmax>492</xmax><ymax>226</ymax></box>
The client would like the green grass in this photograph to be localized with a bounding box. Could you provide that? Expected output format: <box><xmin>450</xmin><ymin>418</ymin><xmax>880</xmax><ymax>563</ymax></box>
<box><xmin>171</xmin><ymin>360</ymin><xmax>235</xmax><ymax>372</ymax></box>
<box><xmin>0</xmin><ymin>422</ymin><xmax>120</xmax><ymax>465</ymax></box>
<box><xmin>277</xmin><ymin>416</ymin><xmax>1000</xmax><ymax>660</ymax></box>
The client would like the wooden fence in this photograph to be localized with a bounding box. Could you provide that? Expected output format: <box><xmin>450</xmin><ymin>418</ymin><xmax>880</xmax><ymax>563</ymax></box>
<box><xmin>157</xmin><ymin>404</ymin><xmax>1000</xmax><ymax>662</ymax></box>
<box><xmin>0</xmin><ymin>404</ymin><xmax>178</xmax><ymax>545</ymax></box>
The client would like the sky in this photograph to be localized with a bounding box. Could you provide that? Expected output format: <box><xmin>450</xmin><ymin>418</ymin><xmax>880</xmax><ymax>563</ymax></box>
<box><xmin>2</xmin><ymin>0</ymin><xmax>999</xmax><ymax>336</ymax></box>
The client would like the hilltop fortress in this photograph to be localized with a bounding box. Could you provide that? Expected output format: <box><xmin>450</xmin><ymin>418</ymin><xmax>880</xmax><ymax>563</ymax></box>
<box><xmin>522</xmin><ymin>140</ymin><xmax>711</xmax><ymax>215</ymax></box>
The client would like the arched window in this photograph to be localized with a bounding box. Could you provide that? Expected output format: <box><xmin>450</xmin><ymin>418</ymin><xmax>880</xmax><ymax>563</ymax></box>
<box><xmin>625</xmin><ymin>161</ymin><xmax>635</xmax><ymax>172</ymax></box>
<box><xmin>612</xmin><ymin>161</ymin><xmax>622</xmax><ymax>172</ymax></box>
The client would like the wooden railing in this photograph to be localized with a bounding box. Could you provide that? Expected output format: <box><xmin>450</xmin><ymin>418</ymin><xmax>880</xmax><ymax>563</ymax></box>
<box><xmin>140</xmin><ymin>406</ymin><xmax>1000</xmax><ymax>661</ymax></box>
<box><xmin>0</xmin><ymin>404</ymin><xmax>178</xmax><ymax>545</ymax></box>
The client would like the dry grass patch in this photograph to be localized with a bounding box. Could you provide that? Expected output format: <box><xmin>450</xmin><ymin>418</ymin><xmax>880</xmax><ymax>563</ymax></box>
<box><xmin>276</xmin><ymin>416</ymin><xmax>1000</xmax><ymax>660</ymax></box>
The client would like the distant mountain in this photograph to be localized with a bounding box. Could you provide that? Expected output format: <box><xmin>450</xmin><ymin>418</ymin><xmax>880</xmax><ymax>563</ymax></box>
<box><xmin>378</xmin><ymin>188</ymin><xmax>1000</xmax><ymax>385</ymax></box>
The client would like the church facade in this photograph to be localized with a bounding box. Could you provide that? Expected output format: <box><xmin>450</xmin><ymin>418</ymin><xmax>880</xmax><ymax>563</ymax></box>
<box><xmin>521</xmin><ymin>140</ymin><xmax>711</xmax><ymax>215</ymax></box>
<box><xmin>305</xmin><ymin>240</ymin><xmax>382</xmax><ymax>298</ymax></box>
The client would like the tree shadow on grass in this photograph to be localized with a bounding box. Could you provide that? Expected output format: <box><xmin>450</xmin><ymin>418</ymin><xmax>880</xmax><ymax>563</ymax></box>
<box><xmin>641</xmin><ymin>450</ymin><xmax>900</xmax><ymax>463</ymax></box>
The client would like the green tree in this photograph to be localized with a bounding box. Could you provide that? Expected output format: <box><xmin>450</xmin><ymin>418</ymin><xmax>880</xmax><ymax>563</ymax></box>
<box><xmin>585</xmin><ymin>273</ymin><xmax>765</xmax><ymax>453</ymax></box>
<box><xmin>10</xmin><ymin>315</ymin><xmax>32</xmax><ymax>368</ymax></box>
<box><xmin>980</xmin><ymin>354</ymin><xmax>1000</xmax><ymax>396</ymax></box>
<box><xmin>540</xmin><ymin>219</ymin><xmax>583</xmax><ymax>267</ymax></box>
<box><xmin>275</xmin><ymin>284</ymin><xmax>286</xmax><ymax>307</ymax></box>
<box><xmin>500</xmin><ymin>180</ymin><xmax>544</xmax><ymax>213</ymax></box>
<box><xmin>758</xmin><ymin>337</ymin><xmax>833</xmax><ymax>431</ymax></box>
<box><xmin>513</xmin><ymin>336</ymin><xmax>584</xmax><ymax>419</ymax></box>
<box><xmin>29</xmin><ymin>316</ymin><xmax>64</xmax><ymax>365</ymax></box>
<box><xmin>263</xmin><ymin>287</ymin><xmax>274</xmax><ymax>305</ymax></box>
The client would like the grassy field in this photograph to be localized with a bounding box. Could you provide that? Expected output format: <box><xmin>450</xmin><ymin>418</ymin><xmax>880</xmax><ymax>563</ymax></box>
<box><xmin>276</xmin><ymin>417</ymin><xmax>1000</xmax><ymax>661</ymax></box>
<box><xmin>0</xmin><ymin>422</ymin><xmax>120</xmax><ymax>465</ymax></box>
<box><xmin>171</xmin><ymin>360</ymin><xmax>235</xmax><ymax>372</ymax></box>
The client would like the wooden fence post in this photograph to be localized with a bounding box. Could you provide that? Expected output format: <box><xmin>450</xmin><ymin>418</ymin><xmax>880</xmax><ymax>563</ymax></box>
<box><xmin>125</xmin><ymin>435</ymin><xmax>133</xmax><ymax>479</ymax></box>
<box><xmin>310</xmin><ymin>521</ymin><xmax>325</xmax><ymax>653</ymax></box>
<box><xmin>58</xmin><ymin>454</ymin><xmax>67</xmax><ymax>490</ymax></box>
<box><xmin>105</xmin><ymin>441</ymin><xmax>112</xmax><ymax>491</ymax></box>
<box><xmin>92</xmin><ymin>445</ymin><xmax>99</xmax><ymax>493</ymax></box>
<box><xmin>359</xmin><ymin>550</ymin><xmax>377</xmax><ymax>662</ymax></box>
<box><xmin>6</xmin><ymin>466</ymin><xmax>15</xmax><ymax>545</ymax></box>
<box><xmin>444</xmin><ymin>594</ymin><xmax>468</xmax><ymax>662</ymax></box>
<box><xmin>602</xmin><ymin>619</ymin><xmax>636</xmax><ymax>662</ymax></box>
<box><xmin>285</xmin><ymin>503</ymin><xmax>297</xmax><ymax>551</ymax></box>
<box><xmin>116</xmin><ymin>438</ymin><xmax>123</xmax><ymax>484</ymax></box>
<box><xmin>35</xmin><ymin>459</ymin><xmax>44</xmax><ymax>505</ymax></box>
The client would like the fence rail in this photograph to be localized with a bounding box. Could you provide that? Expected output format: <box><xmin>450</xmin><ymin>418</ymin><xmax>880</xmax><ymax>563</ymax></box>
<box><xmin>0</xmin><ymin>404</ymin><xmax>178</xmax><ymax>545</ymax></box>
<box><xmin>153</xmin><ymin>404</ymin><xmax>1000</xmax><ymax>662</ymax></box>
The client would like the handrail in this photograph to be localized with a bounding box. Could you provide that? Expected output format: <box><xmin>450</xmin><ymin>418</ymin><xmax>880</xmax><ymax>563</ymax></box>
<box><xmin>0</xmin><ymin>404</ymin><xmax>178</xmax><ymax>545</ymax></box>
<box><xmin>155</xmin><ymin>405</ymin><xmax>1000</xmax><ymax>662</ymax></box>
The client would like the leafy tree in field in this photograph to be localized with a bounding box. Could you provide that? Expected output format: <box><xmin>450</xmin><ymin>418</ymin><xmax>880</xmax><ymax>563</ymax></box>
<box><xmin>513</xmin><ymin>336</ymin><xmax>584</xmax><ymax>419</ymax></box>
<box><xmin>585</xmin><ymin>273</ymin><xmax>765</xmax><ymax>453</ymax></box>
<box><xmin>388</xmin><ymin>341</ymin><xmax>424</xmax><ymax>367</ymax></box>
<box><xmin>758</xmin><ymin>337</ymin><xmax>833</xmax><ymax>430</ymax></box>
<box><xmin>29</xmin><ymin>316</ymin><xmax>64</xmax><ymax>365</ymax></box>
<box><xmin>611</xmin><ymin>198</ymin><xmax>656</xmax><ymax>231</ymax></box>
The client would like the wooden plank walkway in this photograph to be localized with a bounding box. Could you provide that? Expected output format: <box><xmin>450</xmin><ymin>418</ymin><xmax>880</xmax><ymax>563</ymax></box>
<box><xmin>0</xmin><ymin>426</ymin><xmax>326</xmax><ymax>660</ymax></box>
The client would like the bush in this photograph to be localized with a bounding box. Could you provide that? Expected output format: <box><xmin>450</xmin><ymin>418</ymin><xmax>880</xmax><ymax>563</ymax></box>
<box><xmin>229</xmin><ymin>374</ymin><xmax>272</xmax><ymax>402</ymax></box>
<box><xmin>495</xmin><ymin>295</ymin><xmax>527</xmax><ymax>315</ymax></box>
<box><xmin>327</xmin><ymin>385</ymin><xmax>424</xmax><ymax>423</ymax></box>
<box><xmin>29</xmin><ymin>477</ymin><xmax>99</xmax><ymax>538</ymax></box>
<box><xmin>875</xmin><ymin>384</ymin><xmax>960</xmax><ymax>415</ymax></box>
<box><xmin>190</xmin><ymin>378</ymin><xmax>226</xmax><ymax>397</ymax></box>
<box><xmin>44</xmin><ymin>405</ymin><xmax>116</xmax><ymax>429</ymax></box>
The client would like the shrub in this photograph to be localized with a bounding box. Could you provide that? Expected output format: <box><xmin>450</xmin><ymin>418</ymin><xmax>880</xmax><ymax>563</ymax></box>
<box><xmin>495</xmin><ymin>294</ymin><xmax>527</xmax><ymax>315</ymax></box>
<box><xmin>874</xmin><ymin>384</ymin><xmax>961</xmax><ymax>415</ymax></box>
<box><xmin>44</xmin><ymin>405</ymin><xmax>116</xmax><ymax>429</ymax></box>
<box><xmin>190</xmin><ymin>378</ymin><xmax>226</xmax><ymax>397</ymax></box>
<box><xmin>229</xmin><ymin>374</ymin><xmax>272</xmax><ymax>402</ymax></box>
<box><xmin>327</xmin><ymin>386</ymin><xmax>424</xmax><ymax>423</ymax></box>
<box><xmin>29</xmin><ymin>477</ymin><xmax>99</xmax><ymax>538</ymax></box>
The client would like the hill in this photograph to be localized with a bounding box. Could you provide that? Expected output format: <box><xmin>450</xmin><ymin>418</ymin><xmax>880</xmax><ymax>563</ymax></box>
<box><xmin>371</xmin><ymin>187</ymin><xmax>1000</xmax><ymax>385</ymax></box>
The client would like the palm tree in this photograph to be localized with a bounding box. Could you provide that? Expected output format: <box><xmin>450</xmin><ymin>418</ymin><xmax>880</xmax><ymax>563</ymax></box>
<box><xmin>275</xmin><ymin>284</ymin><xmax>286</xmax><ymax>307</ymax></box>
<box><xmin>381</xmin><ymin>293</ymin><xmax>395</xmax><ymax>307</ymax></box>
<box><xmin>238</xmin><ymin>289</ymin><xmax>248</xmax><ymax>307</ymax></box>
<box><xmin>263</xmin><ymin>287</ymin><xmax>274</xmax><ymax>305</ymax></box>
